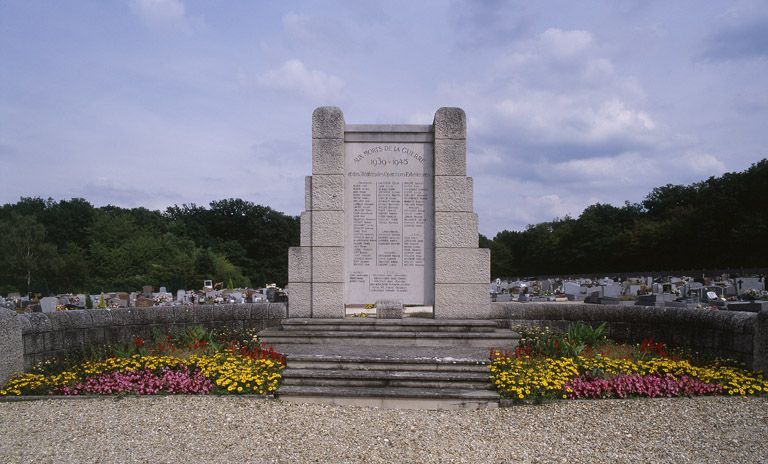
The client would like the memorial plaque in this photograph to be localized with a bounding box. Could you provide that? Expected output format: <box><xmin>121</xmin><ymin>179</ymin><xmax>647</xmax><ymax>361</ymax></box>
<box><xmin>344</xmin><ymin>141</ymin><xmax>434</xmax><ymax>305</ymax></box>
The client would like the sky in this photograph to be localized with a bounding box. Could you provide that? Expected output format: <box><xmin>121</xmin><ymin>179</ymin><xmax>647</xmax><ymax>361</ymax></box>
<box><xmin>1</xmin><ymin>0</ymin><xmax>767</xmax><ymax>236</ymax></box>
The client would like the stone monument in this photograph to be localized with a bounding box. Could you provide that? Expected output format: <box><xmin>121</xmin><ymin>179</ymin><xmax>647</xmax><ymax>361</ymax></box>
<box><xmin>288</xmin><ymin>107</ymin><xmax>490</xmax><ymax>319</ymax></box>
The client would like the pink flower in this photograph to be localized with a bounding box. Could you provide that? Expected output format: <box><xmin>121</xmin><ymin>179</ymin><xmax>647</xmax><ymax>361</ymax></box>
<box><xmin>55</xmin><ymin>366</ymin><xmax>212</xmax><ymax>395</ymax></box>
<box><xmin>565</xmin><ymin>374</ymin><xmax>722</xmax><ymax>399</ymax></box>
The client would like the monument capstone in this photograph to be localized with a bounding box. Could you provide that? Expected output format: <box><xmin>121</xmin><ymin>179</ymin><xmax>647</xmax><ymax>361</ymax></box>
<box><xmin>288</xmin><ymin>107</ymin><xmax>490</xmax><ymax>319</ymax></box>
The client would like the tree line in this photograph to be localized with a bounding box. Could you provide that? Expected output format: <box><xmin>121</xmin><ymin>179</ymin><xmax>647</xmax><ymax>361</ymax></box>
<box><xmin>481</xmin><ymin>159</ymin><xmax>768</xmax><ymax>278</ymax></box>
<box><xmin>0</xmin><ymin>198</ymin><xmax>299</xmax><ymax>296</ymax></box>
<box><xmin>1</xmin><ymin>159</ymin><xmax>765</xmax><ymax>296</ymax></box>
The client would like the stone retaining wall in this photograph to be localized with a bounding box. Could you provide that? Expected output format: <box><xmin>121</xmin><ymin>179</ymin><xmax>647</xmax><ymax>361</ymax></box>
<box><xmin>495</xmin><ymin>302</ymin><xmax>768</xmax><ymax>370</ymax></box>
<box><xmin>0</xmin><ymin>303</ymin><xmax>286</xmax><ymax>381</ymax></box>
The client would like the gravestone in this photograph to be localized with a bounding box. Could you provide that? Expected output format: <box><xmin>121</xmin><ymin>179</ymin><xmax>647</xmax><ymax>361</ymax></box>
<box><xmin>142</xmin><ymin>286</ymin><xmax>153</xmax><ymax>297</ymax></box>
<box><xmin>40</xmin><ymin>297</ymin><xmax>58</xmax><ymax>313</ymax></box>
<box><xmin>288</xmin><ymin>107</ymin><xmax>490</xmax><ymax>319</ymax></box>
<box><xmin>73</xmin><ymin>294</ymin><xmax>86</xmax><ymax>308</ymax></box>
<box><xmin>135</xmin><ymin>296</ymin><xmax>154</xmax><ymax>308</ymax></box>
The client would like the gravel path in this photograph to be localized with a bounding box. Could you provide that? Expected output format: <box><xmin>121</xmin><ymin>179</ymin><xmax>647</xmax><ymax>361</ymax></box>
<box><xmin>1</xmin><ymin>396</ymin><xmax>766</xmax><ymax>463</ymax></box>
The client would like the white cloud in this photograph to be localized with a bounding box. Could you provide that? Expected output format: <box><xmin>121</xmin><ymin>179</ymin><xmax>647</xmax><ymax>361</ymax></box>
<box><xmin>130</xmin><ymin>0</ymin><xmax>188</xmax><ymax>27</ymax></box>
<box><xmin>677</xmin><ymin>151</ymin><xmax>727</xmax><ymax>175</ymax></box>
<box><xmin>494</xmin><ymin>94</ymin><xmax>655</xmax><ymax>147</ymax></box>
<box><xmin>539</xmin><ymin>28</ymin><xmax>593</xmax><ymax>59</ymax></box>
<box><xmin>255</xmin><ymin>60</ymin><xmax>345</xmax><ymax>101</ymax></box>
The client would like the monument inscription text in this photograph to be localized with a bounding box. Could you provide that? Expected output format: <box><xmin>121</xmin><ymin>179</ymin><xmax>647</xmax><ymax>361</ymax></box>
<box><xmin>344</xmin><ymin>142</ymin><xmax>434</xmax><ymax>305</ymax></box>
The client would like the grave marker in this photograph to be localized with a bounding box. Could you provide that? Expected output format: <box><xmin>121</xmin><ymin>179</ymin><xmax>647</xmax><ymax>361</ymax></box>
<box><xmin>40</xmin><ymin>297</ymin><xmax>58</xmax><ymax>313</ymax></box>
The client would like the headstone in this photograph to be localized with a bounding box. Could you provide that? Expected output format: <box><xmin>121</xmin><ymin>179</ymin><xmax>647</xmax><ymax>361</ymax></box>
<box><xmin>142</xmin><ymin>285</ymin><xmax>153</xmax><ymax>297</ymax></box>
<box><xmin>73</xmin><ymin>294</ymin><xmax>86</xmax><ymax>308</ymax></box>
<box><xmin>563</xmin><ymin>282</ymin><xmax>588</xmax><ymax>297</ymax></box>
<box><xmin>738</xmin><ymin>277</ymin><xmax>765</xmax><ymax>292</ymax></box>
<box><xmin>177</xmin><ymin>290</ymin><xmax>185</xmax><ymax>302</ymax></box>
<box><xmin>135</xmin><ymin>296</ymin><xmax>154</xmax><ymax>308</ymax></box>
<box><xmin>40</xmin><ymin>297</ymin><xmax>58</xmax><ymax>313</ymax></box>
<box><xmin>159</xmin><ymin>286</ymin><xmax>167</xmax><ymax>294</ymax></box>
<box><xmin>602</xmin><ymin>284</ymin><xmax>622</xmax><ymax>298</ymax></box>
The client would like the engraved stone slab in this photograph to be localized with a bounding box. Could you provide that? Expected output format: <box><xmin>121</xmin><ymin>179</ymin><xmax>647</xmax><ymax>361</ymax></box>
<box><xmin>344</xmin><ymin>141</ymin><xmax>435</xmax><ymax>305</ymax></box>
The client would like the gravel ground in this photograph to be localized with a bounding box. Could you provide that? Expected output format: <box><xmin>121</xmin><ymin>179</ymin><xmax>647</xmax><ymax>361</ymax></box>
<box><xmin>0</xmin><ymin>396</ymin><xmax>766</xmax><ymax>463</ymax></box>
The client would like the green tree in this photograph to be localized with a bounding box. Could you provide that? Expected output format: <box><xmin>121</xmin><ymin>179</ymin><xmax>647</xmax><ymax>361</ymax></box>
<box><xmin>0</xmin><ymin>214</ymin><xmax>62</xmax><ymax>295</ymax></box>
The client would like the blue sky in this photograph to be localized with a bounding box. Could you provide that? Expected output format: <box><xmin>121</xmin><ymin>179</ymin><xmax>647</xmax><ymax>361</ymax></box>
<box><xmin>1</xmin><ymin>0</ymin><xmax>767</xmax><ymax>236</ymax></box>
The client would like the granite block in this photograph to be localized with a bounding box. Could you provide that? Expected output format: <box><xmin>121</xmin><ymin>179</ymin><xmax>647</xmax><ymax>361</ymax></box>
<box><xmin>435</xmin><ymin>248</ymin><xmax>490</xmax><ymax>284</ymax></box>
<box><xmin>312</xmin><ymin>246</ymin><xmax>344</xmax><ymax>283</ymax></box>
<box><xmin>310</xmin><ymin>174</ymin><xmax>344</xmax><ymax>211</ymax></box>
<box><xmin>289</xmin><ymin>247</ymin><xmax>312</xmax><ymax>283</ymax></box>
<box><xmin>312</xmin><ymin>106</ymin><xmax>345</xmax><ymax>139</ymax></box>
<box><xmin>435</xmin><ymin>212</ymin><xmax>478</xmax><ymax>247</ymax></box>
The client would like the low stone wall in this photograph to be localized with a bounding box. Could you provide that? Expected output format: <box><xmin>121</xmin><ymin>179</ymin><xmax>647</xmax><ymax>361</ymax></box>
<box><xmin>0</xmin><ymin>304</ymin><xmax>286</xmax><ymax>380</ymax></box>
<box><xmin>495</xmin><ymin>302</ymin><xmax>768</xmax><ymax>370</ymax></box>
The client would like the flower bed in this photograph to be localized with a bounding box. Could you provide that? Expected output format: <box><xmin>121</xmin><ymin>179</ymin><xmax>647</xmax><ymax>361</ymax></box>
<box><xmin>0</xmin><ymin>326</ymin><xmax>285</xmax><ymax>397</ymax></box>
<box><xmin>491</xmin><ymin>323</ymin><xmax>768</xmax><ymax>401</ymax></box>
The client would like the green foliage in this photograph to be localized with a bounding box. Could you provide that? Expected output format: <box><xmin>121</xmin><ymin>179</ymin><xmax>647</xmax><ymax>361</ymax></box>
<box><xmin>517</xmin><ymin>322</ymin><xmax>609</xmax><ymax>358</ymax></box>
<box><xmin>85</xmin><ymin>294</ymin><xmax>93</xmax><ymax>309</ymax></box>
<box><xmin>488</xmin><ymin>159</ymin><xmax>768</xmax><ymax>276</ymax></box>
<box><xmin>0</xmin><ymin>198</ymin><xmax>299</xmax><ymax>294</ymax></box>
<box><xmin>567</xmin><ymin>321</ymin><xmax>608</xmax><ymax>347</ymax></box>
<box><xmin>98</xmin><ymin>292</ymin><xmax>107</xmax><ymax>309</ymax></box>
<box><xmin>179</xmin><ymin>325</ymin><xmax>212</xmax><ymax>346</ymax></box>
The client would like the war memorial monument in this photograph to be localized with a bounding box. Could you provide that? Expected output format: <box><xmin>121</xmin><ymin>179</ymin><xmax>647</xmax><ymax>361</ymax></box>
<box><xmin>288</xmin><ymin>106</ymin><xmax>491</xmax><ymax>319</ymax></box>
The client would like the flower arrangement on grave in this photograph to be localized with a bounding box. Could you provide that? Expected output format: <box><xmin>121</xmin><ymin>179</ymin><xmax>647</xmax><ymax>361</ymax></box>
<box><xmin>152</xmin><ymin>294</ymin><xmax>172</xmax><ymax>305</ymax></box>
<box><xmin>742</xmin><ymin>289</ymin><xmax>768</xmax><ymax>301</ymax></box>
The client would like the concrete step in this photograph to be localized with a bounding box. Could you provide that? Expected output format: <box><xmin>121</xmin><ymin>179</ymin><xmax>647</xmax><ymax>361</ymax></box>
<box><xmin>283</xmin><ymin>378</ymin><xmax>491</xmax><ymax>389</ymax></box>
<box><xmin>260</xmin><ymin>329</ymin><xmax>518</xmax><ymax>348</ymax></box>
<box><xmin>278</xmin><ymin>385</ymin><xmax>500</xmax><ymax>410</ymax></box>
<box><xmin>281</xmin><ymin>318</ymin><xmax>500</xmax><ymax>333</ymax></box>
<box><xmin>285</xmin><ymin>357</ymin><xmax>491</xmax><ymax>372</ymax></box>
<box><xmin>282</xmin><ymin>368</ymin><xmax>492</xmax><ymax>389</ymax></box>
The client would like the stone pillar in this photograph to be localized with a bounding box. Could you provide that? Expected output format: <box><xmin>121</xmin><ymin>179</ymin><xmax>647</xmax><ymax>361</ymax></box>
<box><xmin>287</xmin><ymin>107</ymin><xmax>346</xmax><ymax>318</ymax></box>
<box><xmin>0</xmin><ymin>308</ymin><xmax>23</xmax><ymax>385</ymax></box>
<box><xmin>433</xmin><ymin>108</ymin><xmax>490</xmax><ymax>319</ymax></box>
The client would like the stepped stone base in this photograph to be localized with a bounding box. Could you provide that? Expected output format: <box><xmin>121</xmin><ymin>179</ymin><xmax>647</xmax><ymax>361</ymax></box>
<box><xmin>261</xmin><ymin>318</ymin><xmax>519</xmax><ymax>409</ymax></box>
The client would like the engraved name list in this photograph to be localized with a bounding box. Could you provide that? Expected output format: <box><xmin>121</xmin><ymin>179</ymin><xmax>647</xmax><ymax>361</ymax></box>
<box><xmin>344</xmin><ymin>142</ymin><xmax>435</xmax><ymax>305</ymax></box>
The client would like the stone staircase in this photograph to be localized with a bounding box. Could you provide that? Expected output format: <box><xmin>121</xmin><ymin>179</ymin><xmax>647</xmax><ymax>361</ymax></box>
<box><xmin>259</xmin><ymin>318</ymin><xmax>519</xmax><ymax>409</ymax></box>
